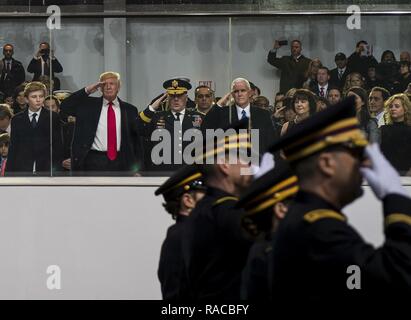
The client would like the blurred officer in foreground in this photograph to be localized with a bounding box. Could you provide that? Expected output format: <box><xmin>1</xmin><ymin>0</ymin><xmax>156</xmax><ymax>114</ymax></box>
<box><xmin>182</xmin><ymin>119</ymin><xmax>254</xmax><ymax>301</ymax></box>
<box><xmin>237</xmin><ymin>163</ymin><xmax>298</xmax><ymax>301</ymax></box>
<box><xmin>268</xmin><ymin>96</ymin><xmax>411</xmax><ymax>306</ymax></box>
<box><xmin>156</xmin><ymin>165</ymin><xmax>206</xmax><ymax>301</ymax></box>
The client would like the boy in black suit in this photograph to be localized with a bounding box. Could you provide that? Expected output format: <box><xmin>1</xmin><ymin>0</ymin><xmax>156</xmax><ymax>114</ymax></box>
<box><xmin>6</xmin><ymin>82</ymin><xmax>63</xmax><ymax>176</ymax></box>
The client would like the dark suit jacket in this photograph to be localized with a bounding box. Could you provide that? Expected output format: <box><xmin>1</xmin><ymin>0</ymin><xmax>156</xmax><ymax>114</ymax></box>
<box><xmin>0</xmin><ymin>58</ymin><xmax>26</xmax><ymax>97</ymax></box>
<box><xmin>139</xmin><ymin>107</ymin><xmax>204</xmax><ymax>172</ymax></box>
<box><xmin>5</xmin><ymin>108</ymin><xmax>63</xmax><ymax>176</ymax></box>
<box><xmin>329</xmin><ymin>67</ymin><xmax>350</xmax><ymax>90</ymax></box>
<box><xmin>27</xmin><ymin>56</ymin><xmax>63</xmax><ymax>89</ymax></box>
<box><xmin>60</xmin><ymin>88</ymin><xmax>144</xmax><ymax>173</ymax></box>
<box><xmin>267</xmin><ymin>51</ymin><xmax>311</xmax><ymax>93</ymax></box>
<box><xmin>202</xmin><ymin>104</ymin><xmax>277</xmax><ymax>154</ymax></box>
<box><xmin>347</xmin><ymin>52</ymin><xmax>378</xmax><ymax>78</ymax></box>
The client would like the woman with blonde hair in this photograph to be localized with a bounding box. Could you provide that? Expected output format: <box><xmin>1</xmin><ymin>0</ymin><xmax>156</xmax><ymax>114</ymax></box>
<box><xmin>380</xmin><ymin>93</ymin><xmax>411</xmax><ymax>175</ymax></box>
<box><xmin>342</xmin><ymin>72</ymin><xmax>365</xmax><ymax>95</ymax></box>
<box><xmin>302</xmin><ymin>58</ymin><xmax>322</xmax><ymax>90</ymax></box>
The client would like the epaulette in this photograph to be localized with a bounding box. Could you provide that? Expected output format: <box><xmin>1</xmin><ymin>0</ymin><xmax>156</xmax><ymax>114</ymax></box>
<box><xmin>213</xmin><ymin>196</ymin><xmax>238</xmax><ymax>207</ymax></box>
<box><xmin>139</xmin><ymin>109</ymin><xmax>152</xmax><ymax>123</ymax></box>
<box><xmin>303</xmin><ymin>209</ymin><xmax>346</xmax><ymax>223</ymax></box>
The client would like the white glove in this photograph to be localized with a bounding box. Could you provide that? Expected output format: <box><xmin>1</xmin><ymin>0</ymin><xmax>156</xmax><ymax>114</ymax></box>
<box><xmin>360</xmin><ymin>144</ymin><xmax>410</xmax><ymax>199</ymax></box>
<box><xmin>254</xmin><ymin>152</ymin><xmax>275</xmax><ymax>179</ymax></box>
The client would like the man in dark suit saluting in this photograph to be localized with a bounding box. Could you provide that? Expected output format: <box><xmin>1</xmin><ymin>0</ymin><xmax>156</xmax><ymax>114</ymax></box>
<box><xmin>202</xmin><ymin>77</ymin><xmax>277</xmax><ymax>155</ymax></box>
<box><xmin>60</xmin><ymin>72</ymin><xmax>144</xmax><ymax>176</ymax></box>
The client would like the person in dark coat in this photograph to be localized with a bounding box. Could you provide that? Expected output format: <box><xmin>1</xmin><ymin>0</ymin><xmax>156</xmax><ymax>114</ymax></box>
<box><xmin>60</xmin><ymin>71</ymin><xmax>144</xmax><ymax>175</ymax></box>
<box><xmin>268</xmin><ymin>96</ymin><xmax>411</xmax><ymax>308</ymax></box>
<box><xmin>156</xmin><ymin>165</ymin><xmax>206</xmax><ymax>301</ymax></box>
<box><xmin>0</xmin><ymin>44</ymin><xmax>26</xmax><ymax>97</ymax></box>
<box><xmin>347</xmin><ymin>40</ymin><xmax>378</xmax><ymax>78</ymax></box>
<box><xmin>27</xmin><ymin>42</ymin><xmax>63</xmax><ymax>90</ymax></box>
<box><xmin>5</xmin><ymin>82</ymin><xmax>63</xmax><ymax>176</ymax></box>
<box><xmin>182</xmin><ymin>120</ymin><xmax>254</xmax><ymax>301</ymax></box>
<box><xmin>202</xmin><ymin>77</ymin><xmax>276</xmax><ymax>155</ymax></box>
<box><xmin>237</xmin><ymin>163</ymin><xmax>298</xmax><ymax>301</ymax></box>
<box><xmin>267</xmin><ymin>39</ymin><xmax>311</xmax><ymax>93</ymax></box>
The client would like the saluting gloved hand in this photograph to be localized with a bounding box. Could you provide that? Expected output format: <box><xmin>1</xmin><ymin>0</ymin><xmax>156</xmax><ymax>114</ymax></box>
<box><xmin>360</xmin><ymin>143</ymin><xmax>410</xmax><ymax>200</ymax></box>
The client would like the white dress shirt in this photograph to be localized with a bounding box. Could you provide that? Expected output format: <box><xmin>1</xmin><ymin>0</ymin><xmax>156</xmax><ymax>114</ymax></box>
<box><xmin>171</xmin><ymin>109</ymin><xmax>185</xmax><ymax>125</ymax></box>
<box><xmin>236</xmin><ymin>104</ymin><xmax>250</xmax><ymax>120</ymax></box>
<box><xmin>92</xmin><ymin>97</ymin><xmax>121</xmax><ymax>152</ymax></box>
<box><xmin>318</xmin><ymin>83</ymin><xmax>329</xmax><ymax>97</ymax></box>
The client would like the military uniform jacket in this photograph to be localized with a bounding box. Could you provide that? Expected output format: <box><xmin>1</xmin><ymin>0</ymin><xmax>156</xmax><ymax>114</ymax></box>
<box><xmin>158</xmin><ymin>215</ymin><xmax>190</xmax><ymax>301</ymax></box>
<box><xmin>271</xmin><ymin>190</ymin><xmax>411</xmax><ymax>304</ymax></box>
<box><xmin>139</xmin><ymin>107</ymin><xmax>203</xmax><ymax>172</ymax></box>
<box><xmin>182</xmin><ymin>187</ymin><xmax>252</xmax><ymax>301</ymax></box>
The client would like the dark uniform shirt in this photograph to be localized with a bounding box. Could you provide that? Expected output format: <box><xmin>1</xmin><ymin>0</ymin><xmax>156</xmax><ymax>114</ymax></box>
<box><xmin>139</xmin><ymin>107</ymin><xmax>203</xmax><ymax>173</ymax></box>
<box><xmin>182</xmin><ymin>187</ymin><xmax>252</xmax><ymax>301</ymax></box>
<box><xmin>271</xmin><ymin>190</ymin><xmax>411</xmax><ymax>305</ymax></box>
<box><xmin>241</xmin><ymin>239</ymin><xmax>273</xmax><ymax>301</ymax></box>
<box><xmin>158</xmin><ymin>215</ymin><xmax>190</xmax><ymax>301</ymax></box>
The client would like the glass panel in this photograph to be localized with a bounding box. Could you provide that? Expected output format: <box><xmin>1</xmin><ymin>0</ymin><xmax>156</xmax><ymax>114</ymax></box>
<box><xmin>127</xmin><ymin>17</ymin><xmax>231</xmax><ymax>176</ymax></box>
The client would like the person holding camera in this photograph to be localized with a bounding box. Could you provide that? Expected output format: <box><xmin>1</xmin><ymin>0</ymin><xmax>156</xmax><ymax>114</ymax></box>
<box><xmin>267</xmin><ymin>39</ymin><xmax>311</xmax><ymax>93</ymax></box>
<box><xmin>27</xmin><ymin>42</ymin><xmax>63</xmax><ymax>90</ymax></box>
<box><xmin>347</xmin><ymin>40</ymin><xmax>378</xmax><ymax>79</ymax></box>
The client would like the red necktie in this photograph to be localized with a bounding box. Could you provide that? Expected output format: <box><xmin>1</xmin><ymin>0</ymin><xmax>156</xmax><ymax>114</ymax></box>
<box><xmin>107</xmin><ymin>102</ymin><xmax>117</xmax><ymax>160</ymax></box>
<box><xmin>1</xmin><ymin>159</ymin><xmax>6</xmax><ymax>176</ymax></box>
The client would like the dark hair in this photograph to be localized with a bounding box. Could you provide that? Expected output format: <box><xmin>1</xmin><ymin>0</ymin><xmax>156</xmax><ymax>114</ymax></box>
<box><xmin>291</xmin><ymin>40</ymin><xmax>302</xmax><ymax>46</ymax></box>
<box><xmin>370</xmin><ymin>86</ymin><xmax>391</xmax><ymax>102</ymax></box>
<box><xmin>380</xmin><ymin>50</ymin><xmax>396</xmax><ymax>63</ymax></box>
<box><xmin>162</xmin><ymin>199</ymin><xmax>181</xmax><ymax>219</ymax></box>
<box><xmin>275</xmin><ymin>92</ymin><xmax>285</xmax><ymax>97</ymax></box>
<box><xmin>318</xmin><ymin>66</ymin><xmax>330</xmax><ymax>75</ymax></box>
<box><xmin>292</xmin><ymin>89</ymin><xmax>317</xmax><ymax>115</ymax></box>
<box><xmin>3</xmin><ymin>43</ymin><xmax>14</xmax><ymax>50</ymax></box>
<box><xmin>327</xmin><ymin>86</ymin><xmax>342</xmax><ymax>96</ymax></box>
<box><xmin>347</xmin><ymin>86</ymin><xmax>370</xmax><ymax>129</ymax></box>
<box><xmin>356</xmin><ymin>40</ymin><xmax>368</xmax><ymax>48</ymax></box>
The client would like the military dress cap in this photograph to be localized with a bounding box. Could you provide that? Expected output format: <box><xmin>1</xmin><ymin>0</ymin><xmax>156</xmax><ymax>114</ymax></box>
<box><xmin>237</xmin><ymin>162</ymin><xmax>298</xmax><ymax>216</ymax></box>
<box><xmin>268</xmin><ymin>96</ymin><xmax>368</xmax><ymax>162</ymax></box>
<box><xmin>155</xmin><ymin>165</ymin><xmax>206</xmax><ymax>202</ymax></box>
<box><xmin>0</xmin><ymin>133</ymin><xmax>10</xmax><ymax>145</ymax></box>
<box><xmin>163</xmin><ymin>78</ymin><xmax>192</xmax><ymax>95</ymax></box>
<box><xmin>196</xmin><ymin>118</ymin><xmax>254</xmax><ymax>164</ymax></box>
<box><xmin>53</xmin><ymin>90</ymin><xmax>72</xmax><ymax>102</ymax></box>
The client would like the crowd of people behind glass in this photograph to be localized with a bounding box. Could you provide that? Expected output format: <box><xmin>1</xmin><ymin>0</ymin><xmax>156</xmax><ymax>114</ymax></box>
<box><xmin>0</xmin><ymin>38</ymin><xmax>411</xmax><ymax>177</ymax></box>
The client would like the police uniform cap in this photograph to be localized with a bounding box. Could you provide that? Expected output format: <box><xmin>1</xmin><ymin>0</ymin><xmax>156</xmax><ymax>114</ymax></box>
<box><xmin>196</xmin><ymin>118</ymin><xmax>254</xmax><ymax>165</ymax></box>
<box><xmin>268</xmin><ymin>96</ymin><xmax>368</xmax><ymax>162</ymax></box>
<box><xmin>163</xmin><ymin>78</ymin><xmax>192</xmax><ymax>95</ymax></box>
<box><xmin>53</xmin><ymin>90</ymin><xmax>72</xmax><ymax>102</ymax></box>
<box><xmin>237</xmin><ymin>162</ymin><xmax>298</xmax><ymax>216</ymax></box>
<box><xmin>155</xmin><ymin>165</ymin><xmax>205</xmax><ymax>202</ymax></box>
